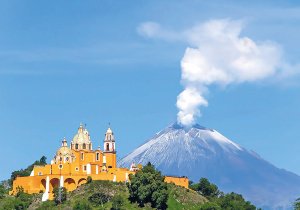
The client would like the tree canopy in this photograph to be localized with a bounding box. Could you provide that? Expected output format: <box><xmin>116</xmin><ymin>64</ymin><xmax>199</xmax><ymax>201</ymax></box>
<box><xmin>191</xmin><ymin>177</ymin><xmax>258</xmax><ymax>210</ymax></box>
<box><xmin>127</xmin><ymin>162</ymin><xmax>168</xmax><ymax>210</ymax></box>
<box><xmin>190</xmin><ymin>178</ymin><xmax>220</xmax><ymax>198</ymax></box>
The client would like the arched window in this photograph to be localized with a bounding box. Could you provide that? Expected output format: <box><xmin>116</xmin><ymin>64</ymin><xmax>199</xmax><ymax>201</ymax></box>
<box><xmin>96</xmin><ymin>153</ymin><xmax>99</xmax><ymax>161</ymax></box>
<box><xmin>75</xmin><ymin>144</ymin><xmax>79</xmax><ymax>150</ymax></box>
<box><xmin>81</xmin><ymin>152</ymin><xmax>84</xmax><ymax>160</ymax></box>
<box><xmin>106</xmin><ymin>143</ymin><xmax>109</xmax><ymax>151</ymax></box>
<box><xmin>83</xmin><ymin>143</ymin><xmax>86</xmax><ymax>149</ymax></box>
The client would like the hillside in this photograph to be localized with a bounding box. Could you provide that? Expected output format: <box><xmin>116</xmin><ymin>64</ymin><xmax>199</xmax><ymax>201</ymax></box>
<box><xmin>24</xmin><ymin>180</ymin><xmax>206</xmax><ymax>210</ymax></box>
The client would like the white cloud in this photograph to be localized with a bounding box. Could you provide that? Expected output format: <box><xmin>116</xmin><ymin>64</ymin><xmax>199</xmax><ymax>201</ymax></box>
<box><xmin>138</xmin><ymin>19</ymin><xmax>298</xmax><ymax>126</ymax></box>
<box><xmin>137</xmin><ymin>22</ymin><xmax>181</xmax><ymax>41</ymax></box>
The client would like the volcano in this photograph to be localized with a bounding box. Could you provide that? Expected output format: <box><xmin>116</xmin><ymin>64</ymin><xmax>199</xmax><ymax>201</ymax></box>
<box><xmin>118</xmin><ymin>123</ymin><xmax>300</xmax><ymax>209</ymax></box>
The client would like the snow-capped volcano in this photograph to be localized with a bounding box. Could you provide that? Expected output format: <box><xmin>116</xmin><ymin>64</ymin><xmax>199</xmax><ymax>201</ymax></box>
<box><xmin>119</xmin><ymin>123</ymin><xmax>300</xmax><ymax>209</ymax></box>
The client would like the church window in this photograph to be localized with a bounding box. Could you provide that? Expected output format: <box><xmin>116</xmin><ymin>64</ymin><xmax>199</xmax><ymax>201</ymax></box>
<box><xmin>60</xmin><ymin>157</ymin><xmax>62</xmax><ymax>161</ymax></box>
<box><xmin>59</xmin><ymin>164</ymin><xmax>63</xmax><ymax>169</ymax></box>
<box><xmin>66</xmin><ymin>157</ymin><xmax>69</xmax><ymax>162</ymax></box>
<box><xmin>83</xmin><ymin>165</ymin><xmax>87</xmax><ymax>171</ymax></box>
<box><xmin>106</xmin><ymin>143</ymin><xmax>109</xmax><ymax>151</ymax></box>
<box><xmin>75</xmin><ymin>144</ymin><xmax>79</xmax><ymax>149</ymax></box>
<box><xmin>81</xmin><ymin>152</ymin><xmax>84</xmax><ymax>160</ymax></box>
<box><xmin>83</xmin><ymin>143</ymin><xmax>86</xmax><ymax>149</ymax></box>
<box><xmin>38</xmin><ymin>172</ymin><xmax>42</xmax><ymax>176</ymax></box>
<box><xmin>96</xmin><ymin>153</ymin><xmax>99</xmax><ymax>161</ymax></box>
<box><xmin>75</xmin><ymin>167</ymin><xmax>79</xmax><ymax>171</ymax></box>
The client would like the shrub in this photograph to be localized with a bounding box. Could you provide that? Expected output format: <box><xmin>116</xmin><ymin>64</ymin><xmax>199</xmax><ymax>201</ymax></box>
<box><xmin>0</xmin><ymin>184</ymin><xmax>7</xmax><ymax>199</ymax></box>
<box><xmin>200</xmin><ymin>202</ymin><xmax>221</xmax><ymax>210</ymax></box>
<box><xmin>87</xmin><ymin>176</ymin><xmax>92</xmax><ymax>184</ymax></box>
<box><xmin>111</xmin><ymin>194</ymin><xmax>125</xmax><ymax>210</ymax></box>
<box><xmin>36</xmin><ymin>200</ymin><xmax>56</xmax><ymax>210</ymax></box>
<box><xmin>53</xmin><ymin>187</ymin><xmax>67</xmax><ymax>205</ymax></box>
<box><xmin>88</xmin><ymin>192</ymin><xmax>112</xmax><ymax>206</ymax></box>
<box><xmin>73</xmin><ymin>200</ymin><xmax>92</xmax><ymax>210</ymax></box>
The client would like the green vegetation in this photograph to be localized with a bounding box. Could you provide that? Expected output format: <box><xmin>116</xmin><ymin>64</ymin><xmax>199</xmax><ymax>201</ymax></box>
<box><xmin>127</xmin><ymin>162</ymin><xmax>168</xmax><ymax>209</ymax></box>
<box><xmin>111</xmin><ymin>194</ymin><xmax>125</xmax><ymax>210</ymax></box>
<box><xmin>53</xmin><ymin>187</ymin><xmax>67</xmax><ymax>205</ymax></box>
<box><xmin>190</xmin><ymin>178</ymin><xmax>220</xmax><ymax>198</ymax></box>
<box><xmin>0</xmin><ymin>183</ymin><xmax>7</xmax><ymax>199</ymax></box>
<box><xmin>88</xmin><ymin>192</ymin><xmax>112</xmax><ymax>206</ymax></box>
<box><xmin>294</xmin><ymin>198</ymin><xmax>300</xmax><ymax>210</ymax></box>
<box><xmin>73</xmin><ymin>199</ymin><xmax>93</xmax><ymax>210</ymax></box>
<box><xmin>167</xmin><ymin>183</ymin><xmax>206</xmax><ymax>210</ymax></box>
<box><xmin>0</xmin><ymin>185</ymin><xmax>35</xmax><ymax>210</ymax></box>
<box><xmin>190</xmin><ymin>178</ymin><xmax>258</xmax><ymax>210</ymax></box>
<box><xmin>87</xmin><ymin>176</ymin><xmax>93</xmax><ymax>184</ymax></box>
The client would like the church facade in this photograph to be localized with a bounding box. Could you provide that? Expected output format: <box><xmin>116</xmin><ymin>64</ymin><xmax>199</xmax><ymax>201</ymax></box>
<box><xmin>11</xmin><ymin>124</ymin><xmax>188</xmax><ymax>201</ymax></box>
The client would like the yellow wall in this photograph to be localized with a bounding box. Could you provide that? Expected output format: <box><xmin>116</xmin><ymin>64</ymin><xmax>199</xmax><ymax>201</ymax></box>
<box><xmin>164</xmin><ymin>176</ymin><xmax>189</xmax><ymax>189</ymax></box>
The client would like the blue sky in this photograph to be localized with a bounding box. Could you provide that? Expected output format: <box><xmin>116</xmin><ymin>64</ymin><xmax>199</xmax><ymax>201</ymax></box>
<box><xmin>1</xmin><ymin>0</ymin><xmax>300</xmax><ymax>180</ymax></box>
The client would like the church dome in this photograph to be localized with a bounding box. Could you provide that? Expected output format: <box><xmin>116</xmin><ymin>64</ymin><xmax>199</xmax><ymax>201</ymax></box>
<box><xmin>72</xmin><ymin>124</ymin><xmax>91</xmax><ymax>144</ymax></box>
<box><xmin>56</xmin><ymin>146</ymin><xmax>74</xmax><ymax>157</ymax></box>
<box><xmin>54</xmin><ymin>138</ymin><xmax>75</xmax><ymax>163</ymax></box>
<box><xmin>70</xmin><ymin>123</ymin><xmax>93</xmax><ymax>151</ymax></box>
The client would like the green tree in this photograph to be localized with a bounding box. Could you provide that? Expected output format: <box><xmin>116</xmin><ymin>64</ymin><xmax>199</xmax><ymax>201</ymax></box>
<box><xmin>88</xmin><ymin>192</ymin><xmax>111</xmax><ymax>206</ymax></box>
<box><xmin>87</xmin><ymin>176</ymin><xmax>92</xmax><ymax>184</ymax></box>
<box><xmin>190</xmin><ymin>178</ymin><xmax>220</xmax><ymax>198</ymax></box>
<box><xmin>128</xmin><ymin>162</ymin><xmax>168</xmax><ymax>210</ymax></box>
<box><xmin>53</xmin><ymin>187</ymin><xmax>67</xmax><ymax>205</ymax></box>
<box><xmin>217</xmin><ymin>192</ymin><xmax>256</xmax><ymax>210</ymax></box>
<box><xmin>294</xmin><ymin>198</ymin><xmax>300</xmax><ymax>210</ymax></box>
<box><xmin>0</xmin><ymin>184</ymin><xmax>7</xmax><ymax>199</ymax></box>
<box><xmin>111</xmin><ymin>194</ymin><xmax>125</xmax><ymax>210</ymax></box>
<box><xmin>73</xmin><ymin>199</ymin><xmax>92</xmax><ymax>210</ymax></box>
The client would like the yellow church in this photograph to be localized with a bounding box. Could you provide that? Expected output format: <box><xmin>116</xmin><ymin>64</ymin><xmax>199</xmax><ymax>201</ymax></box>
<box><xmin>11</xmin><ymin>124</ymin><xmax>188</xmax><ymax>201</ymax></box>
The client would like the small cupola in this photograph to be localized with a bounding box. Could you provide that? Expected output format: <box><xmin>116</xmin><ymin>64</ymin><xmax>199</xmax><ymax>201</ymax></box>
<box><xmin>104</xmin><ymin>127</ymin><xmax>115</xmax><ymax>142</ymax></box>
<box><xmin>103</xmin><ymin>127</ymin><xmax>116</xmax><ymax>153</ymax></box>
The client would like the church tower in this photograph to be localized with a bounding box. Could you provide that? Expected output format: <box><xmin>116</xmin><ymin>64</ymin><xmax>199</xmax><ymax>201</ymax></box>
<box><xmin>103</xmin><ymin>127</ymin><xmax>117</xmax><ymax>168</ymax></box>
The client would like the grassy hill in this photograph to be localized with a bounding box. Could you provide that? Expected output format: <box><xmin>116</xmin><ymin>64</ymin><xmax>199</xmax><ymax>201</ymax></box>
<box><xmin>25</xmin><ymin>180</ymin><xmax>206</xmax><ymax>210</ymax></box>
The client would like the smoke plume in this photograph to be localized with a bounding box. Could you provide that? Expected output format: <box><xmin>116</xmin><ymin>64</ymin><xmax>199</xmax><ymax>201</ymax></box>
<box><xmin>138</xmin><ymin>19</ymin><xmax>286</xmax><ymax>126</ymax></box>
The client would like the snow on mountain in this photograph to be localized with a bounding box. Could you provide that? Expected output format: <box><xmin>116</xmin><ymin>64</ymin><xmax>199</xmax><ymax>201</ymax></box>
<box><xmin>119</xmin><ymin>123</ymin><xmax>300</xmax><ymax>209</ymax></box>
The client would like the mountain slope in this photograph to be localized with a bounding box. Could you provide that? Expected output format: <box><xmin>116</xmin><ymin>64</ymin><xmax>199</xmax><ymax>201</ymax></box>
<box><xmin>119</xmin><ymin>123</ymin><xmax>300</xmax><ymax>209</ymax></box>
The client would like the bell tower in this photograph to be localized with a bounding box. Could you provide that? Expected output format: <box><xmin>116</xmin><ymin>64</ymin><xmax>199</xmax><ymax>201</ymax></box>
<box><xmin>103</xmin><ymin>127</ymin><xmax>116</xmax><ymax>168</ymax></box>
